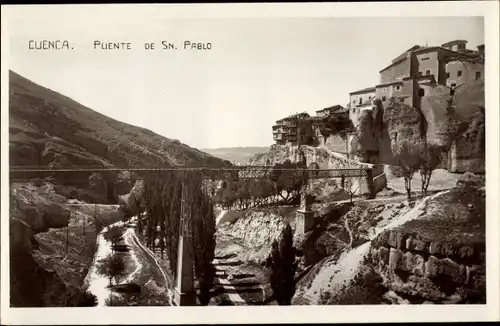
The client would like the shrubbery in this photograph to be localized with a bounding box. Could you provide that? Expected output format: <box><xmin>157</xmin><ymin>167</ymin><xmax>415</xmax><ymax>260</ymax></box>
<box><xmin>210</xmin><ymin>160</ymin><xmax>305</xmax><ymax>209</ymax></box>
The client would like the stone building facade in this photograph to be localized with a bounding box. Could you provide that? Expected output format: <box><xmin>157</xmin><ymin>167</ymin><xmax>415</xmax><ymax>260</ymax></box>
<box><xmin>348</xmin><ymin>87</ymin><xmax>376</xmax><ymax>127</ymax></box>
<box><xmin>272</xmin><ymin>106</ymin><xmax>348</xmax><ymax>146</ymax></box>
<box><xmin>272</xmin><ymin>112</ymin><xmax>313</xmax><ymax>146</ymax></box>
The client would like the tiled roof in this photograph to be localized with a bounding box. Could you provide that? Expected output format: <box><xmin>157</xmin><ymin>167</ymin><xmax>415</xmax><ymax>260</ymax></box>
<box><xmin>277</xmin><ymin>112</ymin><xmax>310</xmax><ymax>122</ymax></box>
<box><xmin>317</xmin><ymin>105</ymin><xmax>345</xmax><ymax>113</ymax></box>
<box><xmin>441</xmin><ymin>40</ymin><xmax>467</xmax><ymax>47</ymax></box>
<box><xmin>349</xmin><ymin>86</ymin><xmax>376</xmax><ymax>95</ymax></box>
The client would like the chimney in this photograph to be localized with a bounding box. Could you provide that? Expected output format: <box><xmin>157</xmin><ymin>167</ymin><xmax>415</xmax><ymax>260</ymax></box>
<box><xmin>477</xmin><ymin>44</ymin><xmax>485</xmax><ymax>55</ymax></box>
<box><xmin>407</xmin><ymin>51</ymin><xmax>414</xmax><ymax>75</ymax></box>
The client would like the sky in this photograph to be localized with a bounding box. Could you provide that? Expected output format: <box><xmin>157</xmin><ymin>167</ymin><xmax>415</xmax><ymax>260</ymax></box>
<box><xmin>8</xmin><ymin>15</ymin><xmax>484</xmax><ymax>149</ymax></box>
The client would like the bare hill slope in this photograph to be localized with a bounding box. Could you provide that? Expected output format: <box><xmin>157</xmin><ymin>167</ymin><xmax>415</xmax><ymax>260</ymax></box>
<box><xmin>9</xmin><ymin>70</ymin><xmax>231</xmax><ymax>201</ymax></box>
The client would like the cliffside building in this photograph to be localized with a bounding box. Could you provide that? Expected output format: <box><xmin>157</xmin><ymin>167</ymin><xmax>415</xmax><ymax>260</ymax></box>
<box><xmin>349</xmin><ymin>40</ymin><xmax>485</xmax><ymax>127</ymax></box>
<box><xmin>272</xmin><ymin>105</ymin><xmax>348</xmax><ymax>146</ymax></box>
<box><xmin>272</xmin><ymin>112</ymin><xmax>312</xmax><ymax>145</ymax></box>
<box><xmin>348</xmin><ymin>87</ymin><xmax>376</xmax><ymax>127</ymax></box>
<box><xmin>315</xmin><ymin>105</ymin><xmax>348</xmax><ymax>118</ymax></box>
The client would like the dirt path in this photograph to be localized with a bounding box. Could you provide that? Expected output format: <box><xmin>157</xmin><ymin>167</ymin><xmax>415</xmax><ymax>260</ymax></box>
<box><xmin>128</xmin><ymin>226</ymin><xmax>174</xmax><ymax>306</ymax></box>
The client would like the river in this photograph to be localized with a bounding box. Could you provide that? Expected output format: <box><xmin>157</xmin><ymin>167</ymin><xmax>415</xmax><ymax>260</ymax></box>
<box><xmin>84</xmin><ymin>220</ymin><xmax>127</xmax><ymax>306</ymax></box>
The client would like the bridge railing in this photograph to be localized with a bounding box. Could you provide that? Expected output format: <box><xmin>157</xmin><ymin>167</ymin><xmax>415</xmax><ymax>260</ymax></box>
<box><xmin>9</xmin><ymin>165</ymin><xmax>370</xmax><ymax>182</ymax></box>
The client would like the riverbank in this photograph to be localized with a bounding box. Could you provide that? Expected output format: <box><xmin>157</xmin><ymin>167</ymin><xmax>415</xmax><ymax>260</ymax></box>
<box><xmin>84</xmin><ymin>217</ymin><xmax>173</xmax><ymax>306</ymax></box>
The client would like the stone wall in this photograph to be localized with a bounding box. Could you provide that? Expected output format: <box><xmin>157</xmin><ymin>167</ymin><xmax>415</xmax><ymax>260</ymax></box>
<box><xmin>368</xmin><ymin>228</ymin><xmax>485</xmax><ymax>303</ymax></box>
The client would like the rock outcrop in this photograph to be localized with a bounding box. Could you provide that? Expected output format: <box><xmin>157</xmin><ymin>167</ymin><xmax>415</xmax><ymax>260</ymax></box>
<box><xmin>250</xmin><ymin>143</ymin><xmax>386</xmax><ymax>197</ymax></box>
<box><xmin>293</xmin><ymin>181</ymin><xmax>485</xmax><ymax>305</ymax></box>
<box><xmin>350</xmin><ymin>81</ymin><xmax>485</xmax><ymax>174</ymax></box>
<box><xmin>365</xmin><ymin>186</ymin><xmax>485</xmax><ymax>304</ymax></box>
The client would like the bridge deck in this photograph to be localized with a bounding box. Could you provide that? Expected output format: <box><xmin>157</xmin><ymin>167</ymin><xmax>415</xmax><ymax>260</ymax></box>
<box><xmin>9</xmin><ymin>165</ymin><xmax>369</xmax><ymax>182</ymax></box>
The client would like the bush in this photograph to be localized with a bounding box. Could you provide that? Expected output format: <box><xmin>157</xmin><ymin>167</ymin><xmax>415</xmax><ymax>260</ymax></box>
<box><xmin>97</xmin><ymin>255</ymin><xmax>126</xmax><ymax>286</ymax></box>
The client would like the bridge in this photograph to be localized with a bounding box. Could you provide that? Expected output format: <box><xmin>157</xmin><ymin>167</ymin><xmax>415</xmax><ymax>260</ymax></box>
<box><xmin>9</xmin><ymin>164</ymin><xmax>375</xmax><ymax>306</ymax></box>
<box><xmin>9</xmin><ymin>165</ymin><xmax>369</xmax><ymax>182</ymax></box>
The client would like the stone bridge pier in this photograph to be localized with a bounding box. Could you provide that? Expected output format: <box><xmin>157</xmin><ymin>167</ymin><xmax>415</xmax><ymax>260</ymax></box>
<box><xmin>174</xmin><ymin>184</ymin><xmax>197</xmax><ymax>306</ymax></box>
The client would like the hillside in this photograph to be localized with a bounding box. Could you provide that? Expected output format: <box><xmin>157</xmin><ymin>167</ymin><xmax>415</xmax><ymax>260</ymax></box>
<box><xmin>293</xmin><ymin>174</ymin><xmax>485</xmax><ymax>305</ymax></box>
<box><xmin>201</xmin><ymin>146</ymin><xmax>270</xmax><ymax>165</ymax></box>
<box><xmin>9</xmin><ymin>70</ymin><xmax>231</xmax><ymax>202</ymax></box>
<box><xmin>8</xmin><ymin>71</ymin><xmax>230</xmax><ymax>307</ymax></box>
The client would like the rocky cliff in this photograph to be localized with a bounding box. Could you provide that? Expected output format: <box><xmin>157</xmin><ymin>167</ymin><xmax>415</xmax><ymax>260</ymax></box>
<box><xmin>350</xmin><ymin>80</ymin><xmax>485</xmax><ymax>173</ymax></box>
<box><xmin>293</xmin><ymin>175</ymin><xmax>486</xmax><ymax>305</ymax></box>
<box><xmin>10</xmin><ymin>182</ymin><xmax>124</xmax><ymax>307</ymax></box>
<box><xmin>250</xmin><ymin>143</ymin><xmax>372</xmax><ymax>170</ymax></box>
<box><xmin>249</xmin><ymin>144</ymin><xmax>386</xmax><ymax>196</ymax></box>
<box><xmin>367</xmin><ymin>183</ymin><xmax>485</xmax><ymax>304</ymax></box>
<box><xmin>9</xmin><ymin>70</ymin><xmax>231</xmax><ymax>203</ymax></box>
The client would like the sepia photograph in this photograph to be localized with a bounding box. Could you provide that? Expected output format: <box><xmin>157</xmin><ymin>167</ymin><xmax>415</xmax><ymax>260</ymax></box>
<box><xmin>1</xmin><ymin>2</ymin><xmax>499</xmax><ymax>325</ymax></box>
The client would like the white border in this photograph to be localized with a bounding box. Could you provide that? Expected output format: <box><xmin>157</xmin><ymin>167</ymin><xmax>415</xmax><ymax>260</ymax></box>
<box><xmin>1</xmin><ymin>2</ymin><xmax>499</xmax><ymax>324</ymax></box>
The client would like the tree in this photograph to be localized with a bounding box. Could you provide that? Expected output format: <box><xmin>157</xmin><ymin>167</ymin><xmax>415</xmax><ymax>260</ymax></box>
<box><xmin>419</xmin><ymin>143</ymin><xmax>442</xmax><ymax>197</ymax></box>
<box><xmin>343</xmin><ymin>178</ymin><xmax>359</xmax><ymax>204</ymax></box>
<box><xmin>268</xmin><ymin>224</ymin><xmax>297</xmax><ymax>305</ymax></box>
<box><xmin>142</xmin><ymin>170</ymin><xmax>216</xmax><ymax>305</ymax></box>
<box><xmin>270</xmin><ymin>160</ymin><xmax>304</xmax><ymax>204</ymax></box>
<box><xmin>392</xmin><ymin>140</ymin><xmax>421</xmax><ymax>201</ymax></box>
<box><xmin>105</xmin><ymin>226</ymin><xmax>124</xmax><ymax>254</ymax></box>
<box><xmin>97</xmin><ymin>255</ymin><xmax>126</xmax><ymax>286</ymax></box>
<box><xmin>317</xmin><ymin>114</ymin><xmax>355</xmax><ymax>144</ymax></box>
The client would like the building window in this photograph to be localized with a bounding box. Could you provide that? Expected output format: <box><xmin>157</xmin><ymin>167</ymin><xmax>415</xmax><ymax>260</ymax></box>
<box><xmin>451</xmin><ymin>83</ymin><xmax>456</xmax><ymax>88</ymax></box>
<box><xmin>426</xmin><ymin>70</ymin><xmax>431</xmax><ymax>75</ymax></box>
<box><xmin>475</xmin><ymin>71</ymin><xmax>481</xmax><ymax>80</ymax></box>
<box><xmin>446</xmin><ymin>72</ymin><xmax>450</xmax><ymax>78</ymax></box>
<box><xmin>418</xmin><ymin>71</ymin><xmax>422</xmax><ymax>76</ymax></box>
<box><xmin>359</xmin><ymin>98</ymin><xmax>362</xmax><ymax>105</ymax></box>
<box><xmin>419</xmin><ymin>88</ymin><xmax>425</xmax><ymax>97</ymax></box>
<box><xmin>400</xmin><ymin>98</ymin><xmax>405</xmax><ymax>103</ymax></box>
<box><xmin>457</xmin><ymin>70</ymin><xmax>462</xmax><ymax>77</ymax></box>
<box><xmin>396</xmin><ymin>85</ymin><xmax>401</xmax><ymax>91</ymax></box>
<box><xmin>382</xmin><ymin>96</ymin><xmax>387</xmax><ymax>101</ymax></box>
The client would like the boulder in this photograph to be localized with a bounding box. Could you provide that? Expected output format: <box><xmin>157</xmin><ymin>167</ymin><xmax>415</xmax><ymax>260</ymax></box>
<box><xmin>440</xmin><ymin>258</ymin><xmax>462</xmax><ymax>282</ymax></box>
<box><xmin>412</xmin><ymin>255</ymin><xmax>425</xmax><ymax>277</ymax></box>
<box><xmin>387</xmin><ymin>230</ymin><xmax>405</xmax><ymax>250</ymax></box>
<box><xmin>388</xmin><ymin>248</ymin><xmax>403</xmax><ymax>272</ymax></box>
<box><xmin>413</xmin><ymin>239</ymin><xmax>428</xmax><ymax>252</ymax></box>
<box><xmin>456</xmin><ymin>172</ymin><xmax>484</xmax><ymax>188</ymax></box>
<box><xmin>425</xmin><ymin>255</ymin><xmax>441</xmax><ymax>278</ymax></box>
<box><xmin>401</xmin><ymin>251</ymin><xmax>415</xmax><ymax>272</ymax></box>
<box><xmin>378</xmin><ymin>247</ymin><xmax>390</xmax><ymax>265</ymax></box>
<box><xmin>428</xmin><ymin>242</ymin><xmax>440</xmax><ymax>255</ymax></box>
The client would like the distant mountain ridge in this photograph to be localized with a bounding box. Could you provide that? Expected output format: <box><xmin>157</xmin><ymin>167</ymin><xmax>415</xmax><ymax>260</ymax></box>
<box><xmin>201</xmin><ymin>146</ymin><xmax>270</xmax><ymax>165</ymax></box>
